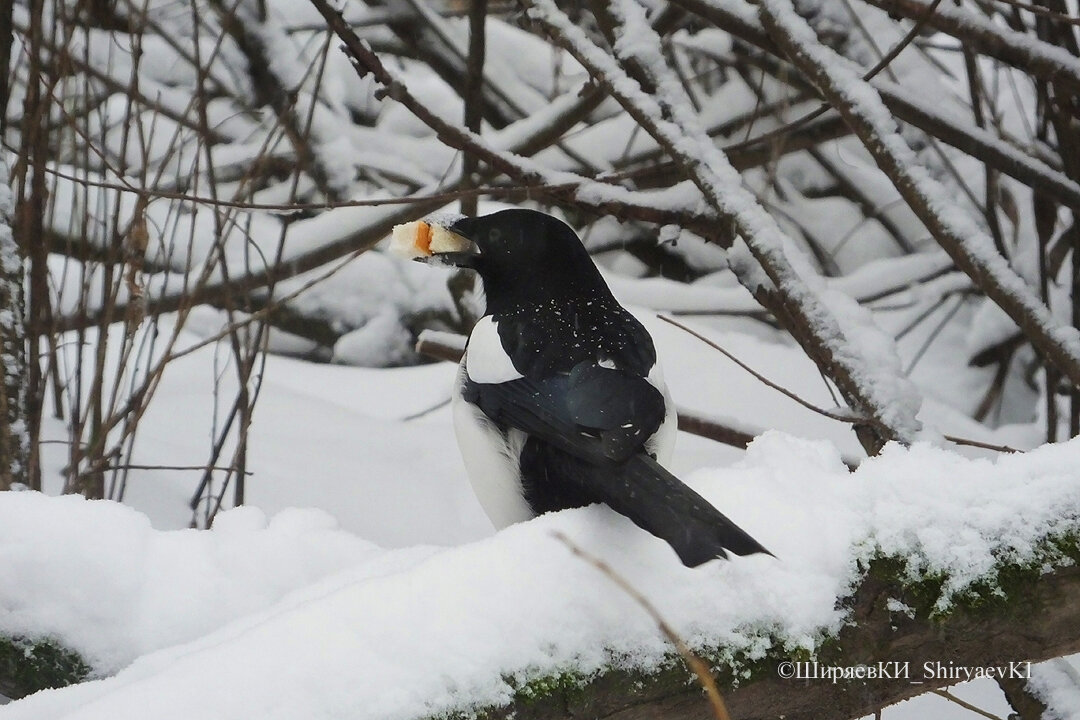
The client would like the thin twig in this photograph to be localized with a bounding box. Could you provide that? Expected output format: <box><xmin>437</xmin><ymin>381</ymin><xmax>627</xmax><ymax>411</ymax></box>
<box><xmin>552</xmin><ymin>531</ymin><xmax>732</xmax><ymax>720</ymax></box>
<box><xmin>104</xmin><ymin>463</ymin><xmax>255</xmax><ymax>475</ymax></box>
<box><xmin>658</xmin><ymin>314</ymin><xmax>870</xmax><ymax>425</ymax></box>
<box><xmin>661</xmin><ymin>315</ymin><xmax>1021</xmax><ymax>455</ymax></box>
<box><xmin>929</xmin><ymin>689</ymin><xmax>1007</xmax><ymax>720</ymax></box>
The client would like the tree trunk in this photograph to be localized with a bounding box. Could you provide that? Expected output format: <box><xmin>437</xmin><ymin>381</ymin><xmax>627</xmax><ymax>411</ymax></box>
<box><xmin>0</xmin><ymin>0</ymin><xmax>27</xmax><ymax>490</ymax></box>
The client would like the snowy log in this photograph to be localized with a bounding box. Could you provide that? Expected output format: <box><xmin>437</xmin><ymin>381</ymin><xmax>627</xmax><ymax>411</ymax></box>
<box><xmin>461</xmin><ymin>560</ymin><xmax>1080</xmax><ymax>720</ymax></box>
<box><xmin>3</xmin><ymin>532</ymin><xmax>1078</xmax><ymax>717</ymax></box>
<box><xmin>3</xmin><ymin>438</ymin><xmax>1080</xmax><ymax>719</ymax></box>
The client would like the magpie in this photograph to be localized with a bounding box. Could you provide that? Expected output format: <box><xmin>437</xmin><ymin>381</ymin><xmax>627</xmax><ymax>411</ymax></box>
<box><xmin>421</xmin><ymin>208</ymin><xmax>770</xmax><ymax>567</ymax></box>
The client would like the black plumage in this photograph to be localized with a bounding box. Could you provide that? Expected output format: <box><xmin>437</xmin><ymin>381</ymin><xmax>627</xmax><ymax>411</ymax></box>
<box><xmin>426</xmin><ymin>208</ymin><xmax>770</xmax><ymax>567</ymax></box>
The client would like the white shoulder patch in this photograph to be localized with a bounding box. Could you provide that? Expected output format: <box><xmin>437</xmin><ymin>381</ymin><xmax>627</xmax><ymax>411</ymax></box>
<box><xmin>647</xmin><ymin>359</ymin><xmax>665</xmax><ymax>388</ymax></box>
<box><xmin>466</xmin><ymin>316</ymin><xmax>523</xmax><ymax>384</ymax></box>
<box><xmin>645</xmin><ymin>359</ymin><xmax>677</xmax><ymax>466</ymax></box>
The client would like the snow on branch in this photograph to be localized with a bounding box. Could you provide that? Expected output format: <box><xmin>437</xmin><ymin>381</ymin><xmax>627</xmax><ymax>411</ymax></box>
<box><xmin>876</xmin><ymin>78</ymin><xmax>1080</xmax><ymax>214</ymax></box>
<box><xmin>309</xmin><ymin>0</ymin><xmax>721</xmax><ymax>227</ymax></box>
<box><xmin>373</xmin><ymin>0</ymin><xmax>528</xmax><ymax>128</ymax></box>
<box><xmin>209</xmin><ymin>0</ymin><xmax>351</xmax><ymax>201</ymax></box>
<box><xmin>52</xmin><ymin>21</ymin><xmax>683</xmax><ymax>334</ymax></box>
<box><xmin>758</xmin><ymin>0</ymin><xmax>1080</xmax><ymax>392</ymax></box>
<box><xmin>670</xmin><ymin>0</ymin><xmax>1080</xmax><ymax>214</ymax></box>
<box><xmin>523</xmin><ymin>0</ymin><xmax>923</xmax><ymax>452</ymax></box>
<box><xmin>863</xmin><ymin>0</ymin><xmax>1080</xmax><ymax>97</ymax></box>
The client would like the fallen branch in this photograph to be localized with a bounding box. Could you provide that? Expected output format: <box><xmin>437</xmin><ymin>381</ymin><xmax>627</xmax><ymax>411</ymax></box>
<box><xmin>456</xmin><ymin>558</ymin><xmax>1080</xmax><ymax>720</ymax></box>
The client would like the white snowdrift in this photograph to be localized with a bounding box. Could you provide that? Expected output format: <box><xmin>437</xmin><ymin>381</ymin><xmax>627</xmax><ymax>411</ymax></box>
<box><xmin>0</xmin><ymin>498</ymin><xmax>385</xmax><ymax>674</ymax></box>
<box><xmin>3</xmin><ymin>433</ymin><xmax>1080</xmax><ymax>720</ymax></box>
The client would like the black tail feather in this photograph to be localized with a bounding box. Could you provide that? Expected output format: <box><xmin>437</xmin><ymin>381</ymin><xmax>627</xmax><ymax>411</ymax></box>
<box><xmin>611</xmin><ymin>455</ymin><xmax>771</xmax><ymax>566</ymax></box>
<box><xmin>526</xmin><ymin>442</ymin><xmax>772</xmax><ymax>567</ymax></box>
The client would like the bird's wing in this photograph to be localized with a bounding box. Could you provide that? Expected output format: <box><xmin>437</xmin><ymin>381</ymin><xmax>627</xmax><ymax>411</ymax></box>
<box><xmin>462</xmin><ymin>362</ymin><xmax>666</xmax><ymax>465</ymax></box>
<box><xmin>528</xmin><ymin>443</ymin><xmax>771</xmax><ymax>564</ymax></box>
<box><xmin>464</xmin><ymin>361</ymin><xmax>772</xmax><ymax>564</ymax></box>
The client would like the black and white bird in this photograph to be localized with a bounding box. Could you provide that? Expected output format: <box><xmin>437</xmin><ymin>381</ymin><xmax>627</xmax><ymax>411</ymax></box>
<box><xmin>421</xmin><ymin>208</ymin><xmax>769</xmax><ymax>567</ymax></box>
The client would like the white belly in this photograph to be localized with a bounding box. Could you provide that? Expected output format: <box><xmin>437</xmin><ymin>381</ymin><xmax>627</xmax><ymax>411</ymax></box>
<box><xmin>451</xmin><ymin>360</ymin><xmax>533</xmax><ymax>528</ymax></box>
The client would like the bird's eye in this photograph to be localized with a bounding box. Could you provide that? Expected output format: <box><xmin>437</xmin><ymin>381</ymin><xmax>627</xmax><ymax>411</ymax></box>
<box><xmin>488</xmin><ymin>228</ymin><xmax>502</xmax><ymax>242</ymax></box>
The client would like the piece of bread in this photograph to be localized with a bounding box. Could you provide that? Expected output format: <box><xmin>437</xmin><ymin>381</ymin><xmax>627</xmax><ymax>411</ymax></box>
<box><xmin>389</xmin><ymin>220</ymin><xmax>470</xmax><ymax>259</ymax></box>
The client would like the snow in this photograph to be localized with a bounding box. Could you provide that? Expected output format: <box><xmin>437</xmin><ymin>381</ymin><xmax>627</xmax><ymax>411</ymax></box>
<box><xmin>606</xmin><ymin>271</ymin><xmax>762</xmax><ymax>314</ymax></box>
<box><xmin>246</xmin><ymin>3</ymin><xmax>357</xmax><ymax>197</ymax></box>
<box><xmin>1</xmin><ymin>297</ymin><xmax>1060</xmax><ymax>719</ymax></box>
<box><xmin>1031</xmin><ymin>659</ymin><xmax>1080</xmax><ymax>720</ymax></box>
<box><xmin>0</xmin><ymin>495</ymin><xmax>381</xmax><ymax>674</ymax></box>
<box><xmin>3</xmin><ymin>433</ymin><xmax>1080</xmax><ymax>720</ymax></box>
<box><xmin>877</xmin><ymin>78</ymin><xmax>1080</xmax><ymax>211</ymax></box>
<box><xmin>332</xmin><ymin>308</ymin><xmax>416</xmax><ymax>366</ymax></box>
<box><xmin>771</xmin><ymin>179</ymin><xmax>903</xmax><ymax>273</ymax></box>
<box><xmin>831</xmin><ymin>251</ymin><xmax>956</xmax><ymax>302</ymax></box>
<box><xmin>489</xmin><ymin>80</ymin><xmax>593</xmax><ymax>153</ymax></box>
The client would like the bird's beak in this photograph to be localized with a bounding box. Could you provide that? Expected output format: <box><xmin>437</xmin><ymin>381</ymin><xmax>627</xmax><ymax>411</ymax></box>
<box><xmin>416</xmin><ymin>250</ymin><xmax>478</xmax><ymax>270</ymax></box>
<box><xmin>414</xmin><ymin>218</ymin><xmax>480</xmax><ymax>270</ymax></box>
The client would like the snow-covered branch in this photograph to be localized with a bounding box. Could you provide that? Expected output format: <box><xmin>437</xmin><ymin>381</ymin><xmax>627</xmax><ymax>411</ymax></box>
<box><xmin>758</xmin><ymin>0</ymin><xmax>1080</xmax><ymax>391</ymax></box>
<box><xmin>209</xmin><ymin>0</ymin><xmax>350</xmax><ymax>201</ymax></box>
<box><xmin>862</xmin><ymin>0</ymin><xmax>1080</xmax><ymax>97</ymax></box>
<box><xmin>669</xmin><ymin>0</ymin><xmax>1080</xmax><ymax>214</ymax></box>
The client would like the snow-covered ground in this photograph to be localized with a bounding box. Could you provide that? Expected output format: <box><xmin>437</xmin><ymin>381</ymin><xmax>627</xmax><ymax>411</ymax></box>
<box><xmin>2</xmin><ymin>317</ymin><xmax>1078</xmax><ymax>720</ymax></box>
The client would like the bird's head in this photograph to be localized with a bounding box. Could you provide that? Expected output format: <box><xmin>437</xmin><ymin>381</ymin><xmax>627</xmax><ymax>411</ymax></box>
<box><xmin>422</xmin><ymin>209</ymin><xmax>608</xmax><ymax>310</ymax></box>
